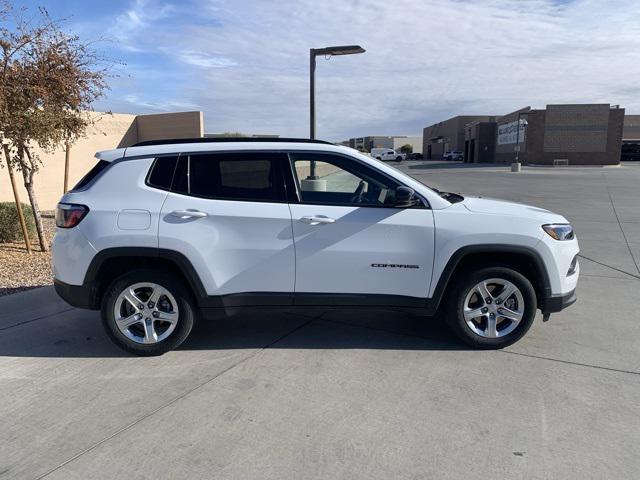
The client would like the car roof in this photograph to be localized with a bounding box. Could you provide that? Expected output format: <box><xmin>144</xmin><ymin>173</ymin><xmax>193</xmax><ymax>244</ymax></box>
<box><xmin>95</xmin><ymin>139</ymin><xmax>353</xmax><ymax>162</ymax></box>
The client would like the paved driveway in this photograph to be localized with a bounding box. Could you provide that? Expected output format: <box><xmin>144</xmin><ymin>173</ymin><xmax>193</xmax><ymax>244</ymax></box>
<box><xmin>1</xmin><ymin>162</ymin><xmax>639</xmax><ymax>479</ymax></box>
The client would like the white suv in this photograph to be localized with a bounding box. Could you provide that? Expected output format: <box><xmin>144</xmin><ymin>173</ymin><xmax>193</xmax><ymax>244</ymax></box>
<box><xmin>52</xmin><ymin>138</ymin><xmax>579</xmax><ymax>355</ymax></box>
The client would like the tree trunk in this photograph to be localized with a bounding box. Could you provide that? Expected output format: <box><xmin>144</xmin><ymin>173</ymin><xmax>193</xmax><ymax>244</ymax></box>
<box><xmin>1</xmin><ymin>144</ymin><xmax>32</xmax><ymax>253</ymax></box>
<box><xmin>21</xmin><ymin>148</ymin><xmax>48</xmax><ymax>252</ymax></box>
<box><xmin>63</xmin><ymin>142</ymin><xmax>70</xmax><ymax>193</ymax></box>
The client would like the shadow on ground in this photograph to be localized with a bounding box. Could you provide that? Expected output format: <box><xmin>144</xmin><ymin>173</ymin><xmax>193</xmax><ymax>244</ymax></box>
<box><xmin>0</xmin><ymin>308</ymin><xmax>464</xmax><ymax>358</ymax></box>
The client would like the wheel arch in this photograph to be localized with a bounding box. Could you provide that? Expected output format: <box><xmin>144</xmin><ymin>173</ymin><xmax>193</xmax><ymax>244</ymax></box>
<box><xmin>84</xmin><ymin>247</ymin><xmax>207</xmax><ymax>309</ymax></box>
<box><xmin>429</xmin><ymin>244</ymin><xmax>551</xmax><ymax>312</ymax></box>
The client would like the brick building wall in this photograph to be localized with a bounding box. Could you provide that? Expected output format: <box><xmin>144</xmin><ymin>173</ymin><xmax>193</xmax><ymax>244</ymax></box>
<box><xmin>495</xmin><ymin>105</ymin><xmax>624</xmax><ymax>165</ymax></box>
<box><xmin>423</xmin><ymin>115</ymin><xmax>495</xmax><ymax>160</ymax></box>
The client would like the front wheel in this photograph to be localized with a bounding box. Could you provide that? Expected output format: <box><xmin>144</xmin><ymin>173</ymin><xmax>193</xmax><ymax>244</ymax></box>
<box><xmin>446</xmin><ymin>267</ymin><xmax>536</xmax><ymax>349</ymax></box>
<box><xmin>396</xmin><ymin>156</ymin><xmax>403</xmax><ymax>162</ymax></box>
<box><xmin>101</xmin><ymin>269</ymin><xmax>196</xmax><ymax>356</ymax></box>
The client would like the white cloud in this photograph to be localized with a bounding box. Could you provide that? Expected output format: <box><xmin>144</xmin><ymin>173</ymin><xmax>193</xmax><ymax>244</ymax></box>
<box><xmin>108</xmin><ymin>0</ymin><xmax>175</xmax><ymax>51</ymax></box>
<box><xmin>124</xmin><ymin>94</ymin><xmax>198</xmax><ymax>112</ymax></box>
<box><xmin>177</xmin><ymin>50</ymin><xmax>237</xmax><ymax>68</ymax></box>
<box><xmin>98</xmin><ymin>0</ymin><xmax>640</xmax><ymax>140</ymax></box>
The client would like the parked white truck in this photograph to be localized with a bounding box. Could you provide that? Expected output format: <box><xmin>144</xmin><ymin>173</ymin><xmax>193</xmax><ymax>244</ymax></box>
<box><xmin>371</xmin><ymin>148</ymin><xmax>405</xmax><ymax>162</ymax></box>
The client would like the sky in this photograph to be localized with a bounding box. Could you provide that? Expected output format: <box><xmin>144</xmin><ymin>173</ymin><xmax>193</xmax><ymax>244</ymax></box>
<box><xmin>12</xmin><ymin>0</ymin><xmax>640</xmax><ymax>141</ymax></box>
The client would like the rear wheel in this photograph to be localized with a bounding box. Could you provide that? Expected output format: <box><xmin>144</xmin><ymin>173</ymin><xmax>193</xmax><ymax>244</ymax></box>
<box><xmin>396</xmin><ymin>156</ymin><xmax>403</xmax><ymax>162</ymax></box>
<box><xmin>101</xmin><ymin>269</ymin><xmax>196</xmax><ymax>356</ymax></box>
<box><xmin>446</xmin><ymin>267</ymin><xmax>536</xmax><ymax>349</ymax></box>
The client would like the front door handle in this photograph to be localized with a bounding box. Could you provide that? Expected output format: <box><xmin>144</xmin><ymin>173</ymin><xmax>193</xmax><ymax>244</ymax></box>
<box><xmin>300</xmin><ymin>215</ymin><xmax>336</xmax><ymax>225</ymax></box>
<box><xmin>170</xmin><ymin>210</ymin><xmax>208</xmax><ymax>219</ymax></box>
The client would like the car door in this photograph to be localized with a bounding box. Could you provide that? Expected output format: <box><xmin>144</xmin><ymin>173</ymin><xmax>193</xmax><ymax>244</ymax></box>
<box><xmin>287</xmin><ymin>151</ymin><xmax>435</xmax><ymax>306</ymax></box>
<box><xmin>159</xmin><ymin>151</ymin><xmax>295</xmax><ymax>305</ymax></box>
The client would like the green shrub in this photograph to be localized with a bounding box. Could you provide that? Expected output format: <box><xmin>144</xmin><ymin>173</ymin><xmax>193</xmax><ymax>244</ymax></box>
<box><xmin>0</xmin><ymin>202</ymin><xmax>36</xmax><ymax>243</ymax></box>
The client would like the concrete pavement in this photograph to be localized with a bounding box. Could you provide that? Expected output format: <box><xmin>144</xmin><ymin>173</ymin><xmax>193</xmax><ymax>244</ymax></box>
<box><xmin>1</xmin><ymin>161</ymin><xmax>639</xmax><ymax>479</ymax></box>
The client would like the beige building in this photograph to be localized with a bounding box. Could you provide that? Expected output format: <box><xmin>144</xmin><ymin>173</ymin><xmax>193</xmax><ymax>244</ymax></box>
<box><xmin>347</xmin><ymin>136</ymin><xmax>422</xmax><ymax>153</ymax></box>
<box><xmin>1</xmin><ymin>111</ymin><xmax>204</xmax><ymax>210</ymax></box>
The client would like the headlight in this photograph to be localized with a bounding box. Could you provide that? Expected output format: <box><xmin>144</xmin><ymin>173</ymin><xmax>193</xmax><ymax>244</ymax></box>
<box><xmin>542</xmin><ymin>224</ymin><xmax>574</xmax><ymax>241</ymax></box>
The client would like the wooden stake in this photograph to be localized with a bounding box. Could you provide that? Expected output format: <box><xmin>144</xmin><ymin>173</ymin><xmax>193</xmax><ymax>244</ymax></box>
<box><xmin>2</xmin><ymin>146</ymin><xmax>31</xmax><ymax>254</ymax></box>
<box><xmin>63</xmin><ymin>141</ymin><xmax>71</xmax><ymax>193</ymax></box>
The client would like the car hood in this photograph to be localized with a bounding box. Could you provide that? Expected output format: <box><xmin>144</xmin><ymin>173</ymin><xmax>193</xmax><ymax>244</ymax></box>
<box><xmin>462</xmin><ymin>196</ymin><xmax>568</xmax><ymax>223</ymax></box>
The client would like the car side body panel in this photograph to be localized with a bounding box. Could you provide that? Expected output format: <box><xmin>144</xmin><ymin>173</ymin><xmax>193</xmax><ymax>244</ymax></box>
<box><xmin>54</xmin><ymin>157</ymin><xmax>167</xmax><ymax>285</ymax></box>
<box><xmin>159</xmin><ymin>193</ymin><xmax>296</xmax><ymax>296</ymax></box>
<box><xmin>289</xmin><ymin>204</ymin><xmax>435</xmax><ymax>298</ymax></box>
<box><xmin>431</xmin><ymin>202</ymin><xmax>579</xmax><ymax>297</ymax></box>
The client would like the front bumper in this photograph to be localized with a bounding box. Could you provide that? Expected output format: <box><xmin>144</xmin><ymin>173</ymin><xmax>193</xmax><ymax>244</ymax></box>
<box><xmin>541</xmin><ymin>289</ymin><xmax>577</xmax><ymax>314</ymax></box>
<box><xmin>54</xmin><ymin>279</ymin><xmax>99</xmax><ymax>310</ymax></box>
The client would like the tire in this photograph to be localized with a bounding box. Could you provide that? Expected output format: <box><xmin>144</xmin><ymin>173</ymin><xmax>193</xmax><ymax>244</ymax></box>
<box><xmin>101</xmin><ymin>269</ymin><xmax>196</xmax><ymax>356</ymax></box>
<box><xmin>376</xmin><ymin>156</ymin><xmax>382</xmax><ymax>160</ymax></box>
<box><xmin>445</xmin><ymin>267</ymin><xmax>536</xmax><ymax>349</ymax></box>
<box><xmin>396</xmin><ymin>156</ymin><xmax>403</xmax><ymax>162</ymax></box>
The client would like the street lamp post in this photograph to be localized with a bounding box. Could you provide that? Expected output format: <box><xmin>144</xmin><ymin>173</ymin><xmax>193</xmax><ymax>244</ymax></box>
<box><xmin>310</xmin><ymin>45</ymin><xmax>365</xmax><ymax>140</ymax></box>
<box><xmin>308</xmin><ymin>45</ymin><xmax>365</xmax><ymax>180</ymax></box>
<box><xmin>514</xmin><ymin>112</ymin><xmax>529</xmax><ymax>165</ymax></box>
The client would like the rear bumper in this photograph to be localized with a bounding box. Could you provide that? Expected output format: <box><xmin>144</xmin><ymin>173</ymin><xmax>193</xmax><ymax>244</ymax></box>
<box><xmin>541</xmin><ymin>289</ymin><xmax>577</xmax><ymax>314</ymax></box>
<box><xmin>54</xmin><ymin>279</ymin><xmax>99</xmax><ymax>310</ymax></box>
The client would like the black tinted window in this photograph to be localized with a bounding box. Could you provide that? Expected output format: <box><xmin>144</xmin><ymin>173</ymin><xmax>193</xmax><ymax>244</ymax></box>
<box><xmin>147</xmin><ymin>156</ymin><xmax>178</xmax><ymax>190</ymax></box>
<box><xmin>172</xmin><ymin>152</ymin><xmax>286</xmax><ymax>202</ymax></box>
<box><xmin>72</xmin><ymin>160</ymin><xmax>110</xmax><ymax>190</ymax></box>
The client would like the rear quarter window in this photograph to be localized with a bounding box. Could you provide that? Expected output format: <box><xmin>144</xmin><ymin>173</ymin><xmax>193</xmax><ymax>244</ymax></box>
<box><xmin>72</xmin><ymin>160</ymin><xmax>110</xmax><ymax>190</ymax></box>
<box><xmin>146</xmin><ymin>156</ymin><xmax>179</xmax><ymax>190</ymax></box>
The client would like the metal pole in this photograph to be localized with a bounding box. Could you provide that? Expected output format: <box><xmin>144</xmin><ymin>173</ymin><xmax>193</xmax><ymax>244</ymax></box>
<box><xmin>309</xmin><ymin>49</ymin><xmax>317</xmax><ymax>178</ymax></box>
<box><xmin>310</xmin><ymin>49</ymin><xmax>316</xmax><ymax>140</ymax></box>
<box><xmin>515</xmin><ymin>114</ymin><xmax>520</xmax><ymax>164</ymax></box>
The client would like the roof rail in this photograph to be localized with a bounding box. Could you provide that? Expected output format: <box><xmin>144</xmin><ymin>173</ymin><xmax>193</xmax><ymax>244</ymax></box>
<box><xmin>130</xmin><ymin>137</ymin><xmax>334</xmax><ymax>147</ymax></box>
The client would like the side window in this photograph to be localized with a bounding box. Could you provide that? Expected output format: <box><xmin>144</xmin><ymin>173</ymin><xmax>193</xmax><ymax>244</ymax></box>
<box><xmin>72</xmin><ymin>160</ymin><xmax>110</xmax><ymax>191</ymax></box>
<box><xmin>146</xmin><ymin>156</ymin><xmax>178</xmax><ymax>190</ymax></box>
<box><xmin>289</xmin><ymin>152</ymin><xmax>402</xmax><ymax>207</ymax></box>
<box><xmin>171</xmin><ymin>152</ymin><xmax>286</xmax><ymax>202</ymax></box>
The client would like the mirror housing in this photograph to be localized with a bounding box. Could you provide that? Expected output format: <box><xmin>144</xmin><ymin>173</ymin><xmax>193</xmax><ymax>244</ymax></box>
<box><xmin>395</xmin><ymin>186</ymin><xmax>416</xmax><ymax>207</ymax></box>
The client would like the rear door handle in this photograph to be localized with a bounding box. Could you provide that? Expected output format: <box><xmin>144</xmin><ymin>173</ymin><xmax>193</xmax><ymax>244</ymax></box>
<box><xmin>170</xmin><ymin>210</ymin><xmax>208</xmax><ymax>219</ymax></box>
<box><xmin>300</xmin><ymin>215</ymin><xmax>336</xmax><ymax>225</ymax></box>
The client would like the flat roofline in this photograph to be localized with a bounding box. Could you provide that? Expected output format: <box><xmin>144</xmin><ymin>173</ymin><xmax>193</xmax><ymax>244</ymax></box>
<box><xmin>131</xmin><ymin>137</ymin><xmax>333</xmax><ymax>147</ymax></box>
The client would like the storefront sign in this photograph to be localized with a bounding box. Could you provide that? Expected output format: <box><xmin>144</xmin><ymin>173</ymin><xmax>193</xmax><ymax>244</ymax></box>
<box><xmin>497</xmin><ymin>120</ymin><xmax>526</xmax><ymax>145</ymax></box>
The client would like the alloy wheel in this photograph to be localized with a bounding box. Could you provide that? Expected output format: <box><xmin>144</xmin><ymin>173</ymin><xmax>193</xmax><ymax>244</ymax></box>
<box><xmin>113</xmin><ymin>282</ymin><xmax>179</xmax><ymax>344</ymax></box>
<box><xmin>462</xmin><ymin>278</ymin><xmax>524</xmax><ymax>338</ymax></box>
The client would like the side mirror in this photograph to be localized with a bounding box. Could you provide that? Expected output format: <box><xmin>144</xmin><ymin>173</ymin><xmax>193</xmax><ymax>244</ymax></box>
<box><xmin>395</xmin><ymin>186</ymin><xmax>416</xmax><ymax>207</ymax></box>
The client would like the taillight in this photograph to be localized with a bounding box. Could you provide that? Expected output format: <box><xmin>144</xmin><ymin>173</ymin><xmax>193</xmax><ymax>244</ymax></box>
<box><xmin>55</xmin><ymin>204</ymin><xmax>89</xmax><ymax>228</ymax></box>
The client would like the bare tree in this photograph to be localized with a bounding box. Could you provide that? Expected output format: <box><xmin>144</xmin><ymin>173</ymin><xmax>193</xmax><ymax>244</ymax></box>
<box><xmin>0</xmin><ymin>5</ymin><xmax>110</xmax><ymax>251</ymax></box>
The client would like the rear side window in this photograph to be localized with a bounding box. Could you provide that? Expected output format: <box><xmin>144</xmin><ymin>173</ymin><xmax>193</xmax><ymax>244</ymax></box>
<box><xmin>172</xmin><ymin>152</ymin><xmax>286</xmax><ymax>202</ymax></box>
<box><xmin>72</xmin><ymin>160</ymin><xmax>110</xmax><ymax>190</ymax></box>
<box><xmin>146</xmin><ymin>156</ymin><xmax>179</xmax><ymax>190</ymax></box>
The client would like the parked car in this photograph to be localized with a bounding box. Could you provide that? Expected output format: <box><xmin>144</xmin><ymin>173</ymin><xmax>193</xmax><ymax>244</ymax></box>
<box><xmin>443</xmin><ymin>151</ymin><xmax>464</xmax><ymax>161</ymax></box>
<box><xmin>405</xmin><ymin>152</ymin><xmax>423</xmax><ymax>160</ymax></box>
<box><xmin>52</xmin><ymin>138</ymin><xmax>579</xmax><ymax>355</ymax></box>
<box><xmin>371</xmin><ymin>148</ymin><xmax>404</xmax><ymax>162</ymax></box>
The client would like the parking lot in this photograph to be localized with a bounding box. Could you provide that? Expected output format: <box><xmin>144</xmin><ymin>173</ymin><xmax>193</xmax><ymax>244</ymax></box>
<box><xmin>1</xmin><ymin>160</ymin><xmax>639</xmax><ymax>479</ymax></box>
